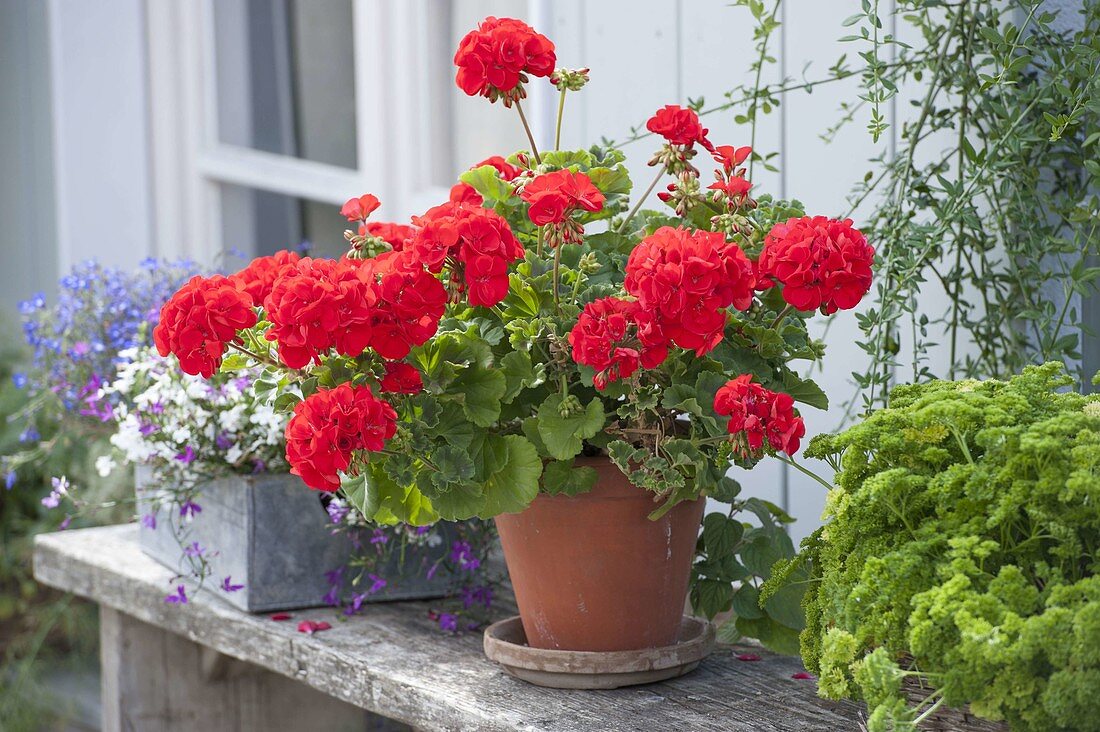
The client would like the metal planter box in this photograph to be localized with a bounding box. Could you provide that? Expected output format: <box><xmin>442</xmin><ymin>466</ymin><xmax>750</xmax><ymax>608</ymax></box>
<box><xmin>135</xmin><ymin>468</ymin><xmax>455</xmax><ymax>613</ymax></box>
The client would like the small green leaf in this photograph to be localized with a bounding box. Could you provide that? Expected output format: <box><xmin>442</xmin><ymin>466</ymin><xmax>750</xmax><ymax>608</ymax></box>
<box><xmin>542</xmin><ymin>460</ymin><xmax>599</xmax><ymax>497</ymax></box>
<box><xmin>452</xmin><ymin>367</ymin><xmax>506</xmax><ymax>427</ymax></box>
<box><xmin>731</xmin><ymin>583</ymin><xmax>765</xmax><ymax>620</ymax></box>
<box><xmin>477</xmin><ymin>435</ymin><xmax>542</xmax><ymax>517</ymax></box>
<box><xmin>703</xmin><ymin>512</ymin><xmax>743</xmax><ymax>558</ymax></box>
<box><xmin>692</xmin><ymin>578</ymin><xmax>735</xmax><ymax>619</ymax></box>
<box><xmin>500</xmin><ymin>350</ymin><xmax>537</xmax><ymax>403</ymax></box>
<box><xmin>536</xmin><ymin>394</ymin><xmax>606</xmax><ymax>460</ymax></box>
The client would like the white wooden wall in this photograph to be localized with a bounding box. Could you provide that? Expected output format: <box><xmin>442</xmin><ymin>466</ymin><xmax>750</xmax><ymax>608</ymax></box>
<box><xmin>32</xmin><ymin>0</ymin><xmax>955</xmax><ymax>540</ymax></box>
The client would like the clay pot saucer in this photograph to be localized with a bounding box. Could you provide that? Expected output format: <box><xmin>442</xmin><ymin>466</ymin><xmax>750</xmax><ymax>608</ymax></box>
<box><xmin>483</xmin><ymin>615</ymin><xmax>715</xmax><ymax>689</ymax></box>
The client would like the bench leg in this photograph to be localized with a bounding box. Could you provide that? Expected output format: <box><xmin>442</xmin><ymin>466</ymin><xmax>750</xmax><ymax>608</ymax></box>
<box><xmin>99</xmin><ymin>607</ymin><xmax>408</xmax><ymax>732</ymax></box>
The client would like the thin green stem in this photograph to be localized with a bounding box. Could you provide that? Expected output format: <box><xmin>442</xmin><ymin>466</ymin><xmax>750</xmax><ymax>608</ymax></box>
<box><xmin>748</xmin><ymin>0</ymin><xmax>782</xmax><ymax>181</ymax></box>
<box><xmin>772</xmin><ymin>454</ymin><xmax>835</xmax><ymax>491</ymax></box>
<box><xmin>769</xmin><ymin>304</ymin><xmax>796</xmax><ymax>330</ymax></box>
<box><xmin>552</xmin><ymin>244</ymin><xmax>563</xmax><ymax>314</ymax></box>
<box><xmin>617</xmin><ymin>167</ymin><xmax>664</xmax><ymax>235</ymax></box>
<box><xmin>554</xmin><ymin>88</ymin><xmax>567</xmax><ymax>151</ymax></box>
<box><xmin>514</xmin><ymin>99</ymin><xmax>542</xmax><ymax>165</ymax></box>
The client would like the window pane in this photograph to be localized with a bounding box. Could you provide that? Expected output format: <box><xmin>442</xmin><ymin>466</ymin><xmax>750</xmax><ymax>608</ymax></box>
<box><xmin>213</xmin><ymin>0</ymin><xmax>357</xmax><ymax>169</ymax></box>
<box><xmin>220</xmin><ymin>184</ymin><xmax>348</xmax><ymax>261</ymax></box>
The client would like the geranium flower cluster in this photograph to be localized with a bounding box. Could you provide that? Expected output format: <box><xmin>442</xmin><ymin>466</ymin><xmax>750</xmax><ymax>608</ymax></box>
<box><xmin>520</xmin><ymin>169</ymin><xmax>605</xmax><ymax>244</ymax></box>
<box><xmin>713</xmin><ymin>374</ymin><xmax>805</xmax><ymax>456</ymax></box>
<box><xmin>626</xmin><ymin>227</ymin><xmax>755</xmax><ymax>354</ymax></box>
<box><xmin>153</xmin><ymin>275</ymin><xmax>258</xmax><ymax>378</ymax></box>
<box><xmin>453</xmin><ymin>16</ymin><xmax>556</xmax><ymax>105</ymax></box>
<box><xmin>756</xmin><ymin>216</ymin><xmax>875</xmax><ymax>315</ymax></box>
<box><xmin>570</xmin><ymin>227</ymin><xmax>756</xmax><ymax>389</ymax></box>
<box><xmin>285</xmin><ymin>383</ymin><xmax>397</xmax><ymax>491</ymax></box>
<box><xmin>409</xmin><ymin>202</ymin><xmax>524</xmax><ymax>307</ymax></box>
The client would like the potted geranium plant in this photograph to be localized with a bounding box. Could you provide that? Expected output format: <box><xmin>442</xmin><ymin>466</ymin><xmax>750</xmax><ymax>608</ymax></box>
<box><xmin>775</xmin><ymin>363</ymin><xmax>1100</xmax><ymax>731</ymax></box>
<box><xmin>150</xmin><ymin>15</ymin><xmax>873</xmax><ymax>669</ymax></box>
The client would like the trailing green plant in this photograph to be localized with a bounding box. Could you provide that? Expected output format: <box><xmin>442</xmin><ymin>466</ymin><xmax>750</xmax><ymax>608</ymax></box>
<box><xmin>619</xmin><ymin>0</ymin><xmax>1100</xmax><ymax>411</ymax></box>
<box><xmin>771</xmin><ymin>363</ymin><xmax>1100</xmax><ymax>729</ymax></box>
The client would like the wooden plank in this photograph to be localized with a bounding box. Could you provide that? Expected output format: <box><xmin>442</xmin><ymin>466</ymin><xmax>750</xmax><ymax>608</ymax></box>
<box><xmin>98</xmin><ymin>607</ymin><xmax>393</xmax><ymax>732</ymax></box>
<box><xmin>35</xmin><ymin>525</ymin><xmax>863</xmax><ymax>731</ymax></box>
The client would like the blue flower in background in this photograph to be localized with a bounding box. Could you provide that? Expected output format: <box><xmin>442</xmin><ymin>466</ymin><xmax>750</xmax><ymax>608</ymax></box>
<box><xmin>18</xmin><ymin>258</ymin><xmax>202</xmax><ymax>413</ymax></box>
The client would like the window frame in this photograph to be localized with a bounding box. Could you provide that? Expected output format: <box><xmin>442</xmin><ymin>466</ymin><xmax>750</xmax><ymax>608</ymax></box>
<box><xmin>145</xmin><ymin>0</ymin><xmax>555</xmax><ymax>264</ymax></box>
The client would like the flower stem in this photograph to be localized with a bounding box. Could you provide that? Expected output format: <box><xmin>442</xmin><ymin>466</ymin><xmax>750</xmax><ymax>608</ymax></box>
<box><xmin>515</xmin><ymin>99</ymin><xmax>542</xmax><ymax>165</ymax></box>
<box><xmin>552</xmin><ymin>243</ymin><xmax>563</xmax><ymax>314</ymax></box>
<box><xmin>769</xmin><ymin>304</ymin><xmax>795</xmax><ymax>329</ymax></box>
<box><xmin>227</xmin><ymin>340</ymin><xmax>282</xmax><ymax>370</ymax></box>
<box><xmin>554</xmin><ymin>88</ymin><xmax>567</xmax><ymax>151</ymax></box>
<box><xmin>772</xmin><ymin>454</ymin><xmax>834</xmax><ymax>492</ymax></box>
<box><xmin>617</xmin><ymin>167</ymin><xmax>664</xmax><ymax>235</ymax></box>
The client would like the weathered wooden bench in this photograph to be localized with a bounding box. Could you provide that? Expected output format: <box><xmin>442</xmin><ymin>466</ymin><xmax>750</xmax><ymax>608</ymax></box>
<box><xmin>33</xmin><ymin>525</ymin><xmax>864</xmax><ymax>731</ymax></box>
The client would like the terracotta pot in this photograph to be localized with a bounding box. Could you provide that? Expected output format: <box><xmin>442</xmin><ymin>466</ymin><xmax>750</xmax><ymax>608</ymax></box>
<box><xmin>494</xmin><ymin>455</ymin><xmax>705</xmax><ymax>652</ymax></box>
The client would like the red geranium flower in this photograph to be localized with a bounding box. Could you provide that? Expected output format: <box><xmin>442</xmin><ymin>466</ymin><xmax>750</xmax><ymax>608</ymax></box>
<box><xmin>708</xmin><ymin>176</ymin><xmax>752</xmax><ymax>199</ymax></box>
<box><xmin>379</xmin><ymin>362</ymin><xmax>424</xmax><ymax>394</ymax></box>
<box><xmin>228</xmin><ymin>250</ymin><xmax>302</xmax><ymax>306</ymax></box>
<box><xmin>624</xmin><ymin>227</ymin><xmax>754</xmax><ymax>355</ymax></box>
<box><xmin>285</xmin><ymin>383</ymin><xmax>397</xmax><ymax>492</ymax></box>
<box><xmin>408</xmin><ymin>203</ymin><xmax>523</xmax><ymax>308</ymax></box>
<box><xmin>520</xmin><ymin>169</ymin><xmax>605</xmax><ymax>227</ymax></box>
<box><xmin>153</xmin><ymin>275</ymin><xmax>257</xmax><ymax>378</ymax></box>
<box><xmin>454</xmin><ymin>17</ymin><xmax>556</xmax><ymax>105</ymax></box>
<box><xmin>340</xmin><ymin>194</ymin><xmax>381</xmax><ymax>222</ymax></box>
<box><xmin>361</xmin><ymin>222</ymin><xmax>415</xmax><ymax>251</ymax></box>
<box><xmin>263</xmin><ymin>258</ymin><xmax>378</xmax><ymax>368</ymax></box>
<box><xmin>449</xmin><ymin>183</ymin><xmax>483</xmax><ymax>206</ymax></box>
<box><xmin>646</xmin><ymin>105</ymin><xmax>711</xmax><ymax>149</ymax></box>
<box><xmin>713</xmin><ymin>145</ymin><xmax>752</xmax><ymax>172</ymax></box>
<box><xmin>473</xmin><ymin>155</ymin><xmax>522</xmax><ymax>181</ymax></box>
<box><xmin>756</xmin><ymin>216</ymin><xmax>874</xmax><ymax>314</ymax></box>
<box><xmin>568</xmin><ymin>297</ymin><xmax>667</xmax><ymax>390</ymax></box>
<box><xmin>713</xmin><ymin>375</ymin><xmax>805</xmax><ymax>455</ymax></box>
<box><xmin>358</xmin><ymin>251</ymin><xmax>448</xmax><ymax>360</ymax></box>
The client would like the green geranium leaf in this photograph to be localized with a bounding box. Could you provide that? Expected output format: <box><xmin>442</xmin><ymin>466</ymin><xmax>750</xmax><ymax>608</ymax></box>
<box><xmin>426</xmin><ymin>479</ymin><xmax>485</xmax><ymax>522</ymax></box>
<box><xmin>542</xmin><ymin>459</ymin><xmax>599</xmax><ymax>497</ymax></box>
<box><xmin>476</xmin><ymin>435</ymin><xmax>542</xmax><ymax>517</ymax></box>
<box><xmin>501</xmin><ymin>350</ymin><xmax>537</xmax><ymax>403</ymax></box>
<box><xmin>741</xmin><ymin>529</ymin><xmax>795</xmax><ymax>578</ymax></box>
<box><xmin>452</xmin><ymin>367</ymin><xmax>506</xmax><ymax>427</ymax></box>
<box><xmin>780</xmin><ymin>369</ymin><xmax>829</xmax><ymax>410</ymax></box>
<box><xmin>340</xmin><ymin>472</ymin><xmax>374</xmax><ymax>519</ymax></box>
<box><xmin>429</xmin><ymin>446</ymin><xmax>476</xmax><ymax>490</ymax></box>
<box><xmin>536</xmin><ymin>394</ymin><xmax>606</xmax><ymax>460</ymax></box>
<box><xmin>459</xmin><ymin>164</ymin><xmax>515</xmax><ymax>203</ymax></box>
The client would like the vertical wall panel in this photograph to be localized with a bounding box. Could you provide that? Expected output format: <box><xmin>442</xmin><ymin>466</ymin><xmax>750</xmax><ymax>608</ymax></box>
<box><xmin>48</xmin><ymin>0</ymin><xmax>154</xmax><ymax>271</ymax></box>
<box><xmin>780</xmin><ymin>0</ymin><xmax>897</xmax><ymax>540</ymax></box>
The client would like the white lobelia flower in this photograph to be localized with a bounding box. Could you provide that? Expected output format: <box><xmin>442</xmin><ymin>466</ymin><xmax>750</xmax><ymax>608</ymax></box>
<box><xmin>95</xmin><ymin>455</ymin><xmax>118</xmax><ymax>477</ymax></box>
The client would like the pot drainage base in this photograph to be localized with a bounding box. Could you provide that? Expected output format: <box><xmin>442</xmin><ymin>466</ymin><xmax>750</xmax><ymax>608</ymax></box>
<box><xmin>482</xmin><ymin>615</ymin><xmax>715</xmax><ymax>689</ymax></box>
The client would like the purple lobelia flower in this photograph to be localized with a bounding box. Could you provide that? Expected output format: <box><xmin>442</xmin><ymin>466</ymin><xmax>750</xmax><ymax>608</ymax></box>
<box><xmin>437</xmin><ymin>613</ymin><xmax>458</xmax><ymax>632</ymax></box>
<box><xmin>221</xmin><ymin>576</ymin><xmax>245</xmax><ymax>593</ymax></box>
<box><xmin>174</xmin><ymin>446</ymin><xmax>196</xmax><ymax>464</ymax></box>
<box><xmin>183</xmin><ymin>542</ymin><xmax>204</xmax><ymax>558</ymax></box>
<box><xmin>179</xmin><ymin>499</ymin><xmax>202</xmax><ymax>519</ymax></box>
<box><xmin>4</xmin><ymin>469</ymin><xmax>15</xmax><ymax>490</ymax></box>
<box><xmin>140</xmin><ymin>513</ymin><xmax>157</xmax><ymax>530</ymax></box>
<box><xmin>449</xmin><ymin>541</ymin><xmax>481</xmax><ymax>572</ymax></box>
<box><xmin>164</xmin><ymin>585</ymin><xmax>188</xmax><ymax>604</ymax></box>
<box><xmin>325</xmin><ymin>501</ymin><xmax>349</xmax><ymax>525</ymax></box>
<box><xmin>367</xmin><ymin>574</ymin><xmax>387</xmax><ymax>595</ymax></box>
<box><xmin>214</xmin><ymin>431</ymin><xmax>233</xmax><ymax>451</ymax></box>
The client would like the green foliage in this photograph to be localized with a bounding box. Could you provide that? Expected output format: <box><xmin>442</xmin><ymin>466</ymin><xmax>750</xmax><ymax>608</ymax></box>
<box><xmin>798</xmin><ymin>364</ymin><xmax>1100</xmax><ymax>730</ymax></box>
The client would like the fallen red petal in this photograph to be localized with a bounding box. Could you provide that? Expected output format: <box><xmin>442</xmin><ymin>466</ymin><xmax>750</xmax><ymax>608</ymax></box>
<box><xmin>270</xmin><ymin>613</ymin><xmax>292</xmax><ymax>621</ymax></box>
<box><xmin>297</xmin><ymin>620</ymin><xmax>332</xmax><ymax>635</ymax></box>
<box><xmin>736</xmin><ymin>653</ymin><xmax>762</xmax><ymax>662</ymax></box>
<box><xmin>792</xmin><ymin>671</ymin><xmax>816</xmax><ymax>680</ymax></box>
